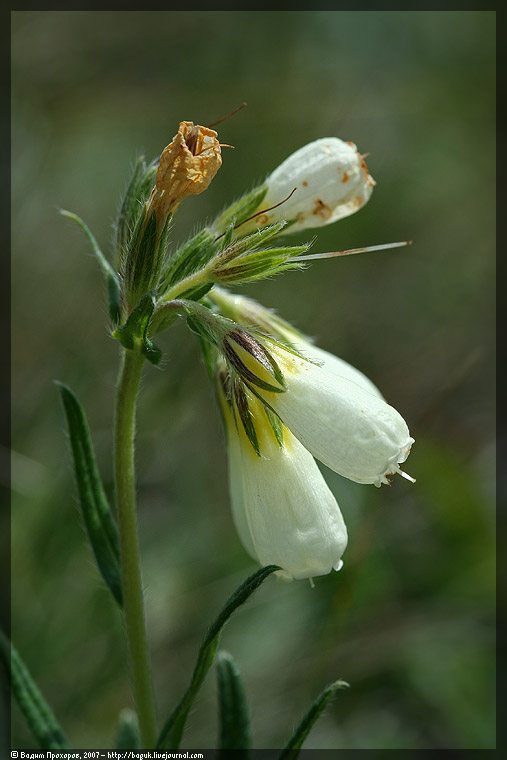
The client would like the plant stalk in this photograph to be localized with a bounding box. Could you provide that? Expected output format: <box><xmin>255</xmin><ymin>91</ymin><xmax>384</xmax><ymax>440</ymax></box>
<box><xmin>114</xmin><ymin>347</ymin><xmax>157</xmax><ymax>748</ymax></box>
<box><xmin>162</xmin><ymin>263</ymin><xmax>212</xmax><ymax>302</ymax></box>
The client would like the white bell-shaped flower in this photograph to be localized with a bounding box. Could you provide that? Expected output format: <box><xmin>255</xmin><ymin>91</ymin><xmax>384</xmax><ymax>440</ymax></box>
<box><xmin>244</xmin><ymin>137</ymin><xmax>375</xmax><ymax>234</ymax></box>
<box><xmin>226</xmin><ymin>337</ymin><xmax>414</xmax><ymax>487</ymax></box>
<box><xmin>220</xmin><ymin>382</ymin><xmax>348</xmax><ymax>581</ymax></box>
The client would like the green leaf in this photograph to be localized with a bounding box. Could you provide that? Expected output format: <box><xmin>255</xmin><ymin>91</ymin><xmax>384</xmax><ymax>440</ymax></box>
<box><xmin>114</xmin><ymin>155</ymin><xmax>157</xmax><ymax>263</ymax></box>
<box><xmin>214</xmin><ymin>256</ymin><xmax>288</xmax><ymax>284</ymax></box>
<box><xmin>185</xmin><ymin>313</ymin><xmax>218</xmax><ymax>346</ymax></box>
<box><xmin>156</xmin><ymin>565</ymin><xmax>279</xmax><ymax>750</ymax></box>
<box><xmin>0</xmin><ymin>631</ymin><xmax>70</xmax><ymax>749</ymax></box>
<box><xmin>60</xmin><ymin>209</ymin><xmax>122</xmax><ymax>324</ymax></box>
<box><xmin>177</xmin><ymin>282</ymin><xmax>214</xmax><ymax>302</ymax></box>
<box><xmin>212</xmin><ymin>241</ymin><xmax>308</xmax><ymax>286</ymax></box>
<box><xmin>162</xmin><ymin>228</ymin><xmax>219</xmax><ymax>290</ymax></box>
<box><xmin>233</xmin><ymin>380</ymin><xmax>260</xmax><ymax>456</ymax></box>
<box><xmin>279</xmin><ymin>679</ymin><xmax>349</xmax><ymax>759</ymax></box>
<box><xmin>218</xmin><ymin>222</ymin><xmax>235</xmax><ymax>253</ymax></box>
<box><xmin>216</xmin><ymin>651</ymin><xmax>252</xmax><ymax>753</ymax></box>
<box><xmin>217</xmin><ymin>221</ymin><xmax>288</xmax><ymax>265</ymax></box>
<box><xmin>112</xmin><ymin>293</ymin><xmax>162</xmax><ymax>365</ymax></box>
<box><xmin>212</xmin><ymin>185</ymin><xmax>268</xmax><ymax>233</ymax></box>
<box><xmin>196</xmin><ymin>335</ymin><xmax>219</xmax><ymax>383</ymax></box>
<box><xmin>123</xmin><ymin>208</ymin><xmax>167</xmax><ymax>309</ymax></box>
<box><xmin>56</xmin><ymin>382</ymin><xmax>123</xmax><ymax>606</ymax></box>
<box><xmin>115</xmin><ymin>156</ymin><xmax>146</xmax><ymax>258</ymax></box>
<box><xmin>114</xmin><ymin>708</ymin><xmax>141</xmax><ymax>749</ymax></box>
<box><xmin>235</xmin><ymin>262</ymin><xmax>304</xmax><ymax>285</ymax></box>
<box><xmin>106</xmin><ymin>272</ymin><xmax>123</xmax><ymax>325</ymax></box>
<box><xmin>264</xmin><ymin>406</ymin><xmax>284</xmax><ymax>448</ymax></box>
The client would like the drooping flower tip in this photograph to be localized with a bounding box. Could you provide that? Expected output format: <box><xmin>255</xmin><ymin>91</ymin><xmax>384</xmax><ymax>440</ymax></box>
<box><xmin>147</xmin><ymin>121</ymin><xmax>222</xmax><ymax>223</ymax></box>
<box><xmin>275</xmin><ymin>558</ymin><xmax>345</xmax><ymax>584</ymax></box>
<box><xmin>228</xmin><ymin>411</ymin><xmax>348</xmax><ymax>582</ymax></box>
<box><xmin>376</xmin><ymin>436</ymin><xmax>415</xmax><ymax>487</ymax></box>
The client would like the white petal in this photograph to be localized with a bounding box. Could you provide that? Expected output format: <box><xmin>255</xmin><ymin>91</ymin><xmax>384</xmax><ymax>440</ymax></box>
<box><xmin>227</xmin><ymin>434</ymin><xmax>258</xmax><ymax>561</ymax></box>
<box><xmin>238</xmin><ymin>425</ymin><xmax>348</xmax><ymax>581</ymax></box>
<box><xmin>291</xmin><ymin>340</ymin><xmax>384</xmax><ymax>399</ymax></box>
<box><xmin>261</xmin><ymin>345</ymin><xmax>414</xmax><ymax>486</ymax></box>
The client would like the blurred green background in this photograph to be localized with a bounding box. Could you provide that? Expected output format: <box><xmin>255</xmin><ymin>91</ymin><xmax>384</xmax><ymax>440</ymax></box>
<box><xmin>11</xmin><ymin>10</ymin><xmax>495</xmax><ymax>751</ymax></box>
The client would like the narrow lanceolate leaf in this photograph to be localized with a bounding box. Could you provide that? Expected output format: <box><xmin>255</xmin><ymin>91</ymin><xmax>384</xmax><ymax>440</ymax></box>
<box><xmin>279</xmin><ymin>679</ymin><xmax>349</xmax><ymax>760</ymax></box>
<box><xmin>122</xmin><ymin>208</ymin><xmax>163</xmax><ymax>308</ymax></box>
<box><xmin>216</xmin><ymin>222</ymin><xmax>235</xmax><ymax>256</ymax></box>
<box><xmin>56</xmin><ymin>382</ymin><xmax>123</xmax><ymax>606</ymax></box>
<box><xmin>0</xmin><ymin>631</ymin><xmax>70</xmax><ymax>750</ymax></box>
<box><xmin>114</xmin><ymin>708</ymin><xmax>141</xmax><ymax>749</ymax></box>
<box><xmin>197</xmin><ymin>335</ymin><xmax>219</xmax><ymax>383</ymax></box>
<box><xmin>216</xmin><ymin>651</ymin><xmax>252</xmax><ymax>753</ymax></box>
<box><xmin>233</xmin><ymin>380</ymin><xmax>260</xmax><ymax>456</ymax></box>
<box><xmin>156</xmin><ymin>565</ymin><xmax>279</xmax><ymax>750</ymax></box>
<box><xmin>216</xmin><ymin>221</ymin><xmax>289</xmax><ymax>264</ymax></box>
<box><xmin>264</xmin><ymin>406</ymin><xmax>284</xmax><ymax>448</ymax></box>
<box><xmin>115</xmin><ymin>156</ymin><xmax>146</xmax><ymax>258</ymax></box>
<box><xmin>214</xmin><ymin>257</ymin><xmax>304</xmax><ymax>285</ymax></box>
<box><xmin>114</xmin><ymin>155</ymin><xmax>157</xmax><ymax>262</ymax></box>
<box><xmin>59</xmin><ymin>209</ymin><xmax>122</xmax><ymax>324</ymax></box>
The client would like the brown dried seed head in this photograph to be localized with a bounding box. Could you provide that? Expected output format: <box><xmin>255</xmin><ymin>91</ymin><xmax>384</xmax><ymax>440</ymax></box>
<box><xmin>148</xmin><ymin>121</ymin><xmax>222</xmax><ymax>223</ymax></box>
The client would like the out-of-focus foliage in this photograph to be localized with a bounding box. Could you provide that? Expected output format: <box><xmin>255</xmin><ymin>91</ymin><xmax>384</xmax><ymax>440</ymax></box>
<box><xmin>11</xmin><ymin>10</ymin><xmax>495</xmax><ymax>750</ymax></box>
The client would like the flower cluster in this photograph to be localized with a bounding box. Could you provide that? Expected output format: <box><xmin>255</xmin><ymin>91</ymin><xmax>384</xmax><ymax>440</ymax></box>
<box><xmin>182</xmin><ymin>293</ymin><xmax>414</xmax><ymax>581</ymax></box>
<box><xmin>79</xmin><ymin>118</ymin><xmax>414</xmax><ymax>582</ymax></box>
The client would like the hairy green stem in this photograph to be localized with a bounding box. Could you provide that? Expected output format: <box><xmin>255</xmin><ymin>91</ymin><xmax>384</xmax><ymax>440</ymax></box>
<box><xmin>162</xmin><ymin>265</ymin><xmax>212</xmax><ymax>302</ymax></box>
<box><xmin>114</xmin><ymin>347</ymin><xmax>157</xmax><ymax>748</ymax></box>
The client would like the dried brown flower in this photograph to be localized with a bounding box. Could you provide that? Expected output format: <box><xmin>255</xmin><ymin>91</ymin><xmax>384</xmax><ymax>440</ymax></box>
<box><xmin>147</xmin><ymin>121</ymin><xmax>222</xmax><ymax>225</ymax></box>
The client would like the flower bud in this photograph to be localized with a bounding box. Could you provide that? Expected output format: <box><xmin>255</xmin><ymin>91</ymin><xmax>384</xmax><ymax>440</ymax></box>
<box><xmin>242</xmin><ymin>137</ymin><xmax>375</xmax><ymax>234</ymax></box>
<box><xmin>218</xmin><ymin>374</ymin><xmax>348</xmax><ymax>581</ymax></box>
